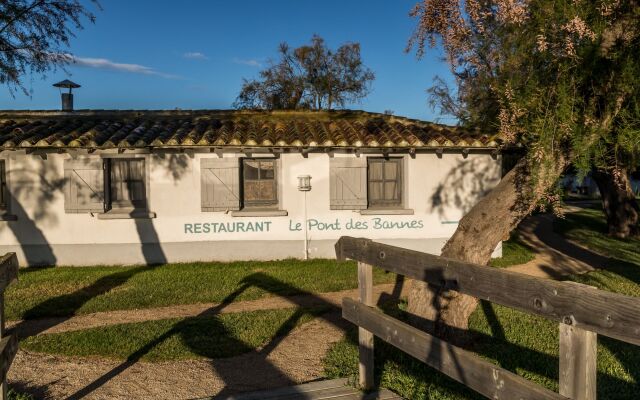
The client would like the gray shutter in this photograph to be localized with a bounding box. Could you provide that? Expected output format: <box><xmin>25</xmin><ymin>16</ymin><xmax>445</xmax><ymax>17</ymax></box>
<box><xmin>330</xmin><ymin>157</ymin><xmax>367</xmax><ymax>210</ymax></box>
<box><xmin>64</xmin><ymin>157</ymin><xmax>106</xmax><ymax>213</ymax></box>
<box><xmin>201</xmin><ymin>158</ymin><xmax>241</xmax><ymax>211</ymax></box>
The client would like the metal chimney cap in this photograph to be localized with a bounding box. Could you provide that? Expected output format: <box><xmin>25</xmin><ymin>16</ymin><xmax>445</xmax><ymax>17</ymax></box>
<box><xmin>53</xmin><ymin>79</ymin><xmax>81</xmax><ymax>89</ymax></box>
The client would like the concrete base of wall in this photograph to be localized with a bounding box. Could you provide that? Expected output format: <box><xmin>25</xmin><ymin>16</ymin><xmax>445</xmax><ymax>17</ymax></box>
<box><xmin>0</xmin><ymin>238</ymin><xmax>481</xmax><ymax>267</ymax></box>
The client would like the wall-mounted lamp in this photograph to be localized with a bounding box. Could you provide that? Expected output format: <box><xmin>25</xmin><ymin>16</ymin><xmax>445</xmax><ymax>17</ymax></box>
<box><xmin>297</xmin><ymin>175</ymin><xmax>312</xmax><ymax>191</ymax></box>
<box><xmin>297</xmin><ymin>175</ymin><xmax>312</xmax><ymax>260</ymax></box>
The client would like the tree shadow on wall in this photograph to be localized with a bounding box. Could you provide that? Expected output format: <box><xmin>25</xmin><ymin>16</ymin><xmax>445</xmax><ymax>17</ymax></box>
<box><xmin>4</xmin><ymin>160</ymin><xmax>67</xmax><ymax>266</ymax></box>
<box><xmin>429</xmin><ymin>157</ymin><xmax>500</xmax><ymax>219</ymax></box>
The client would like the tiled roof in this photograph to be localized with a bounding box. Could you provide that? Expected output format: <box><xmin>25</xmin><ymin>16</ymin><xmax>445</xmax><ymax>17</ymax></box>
<box><xmin>0</xmin><ymin>110</ymin><xmax>501</xmax><ymax>150</ymax></box>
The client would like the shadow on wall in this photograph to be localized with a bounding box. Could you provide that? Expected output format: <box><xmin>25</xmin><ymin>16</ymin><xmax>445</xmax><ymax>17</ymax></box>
<box><xmin>132</xmin><ymin>153</ymin><xmax>192</xmax><ymax>265</ymax></box>
<box><xmin>2</xmin><ymin>153</ymin><xmax>193</xmax><ymax>267</ymax></box>
<box><xmin>154</xmin><ymin>152</ymin><xmax>190</xmax><ymax>183</ymax></box>
<box><xmin>7</xmin><ymin>193</ymin><xmax>57</xmax><ymax>266</ymax></box>
<box><xmin>429</xmin><ymin>157</ymin><xmax>500</xmax><ymax>219</ymax></box>
<box><xmin>134</xmin><ymin>218</ymin><xmax>167</xmax><ymax>265</ymax></box>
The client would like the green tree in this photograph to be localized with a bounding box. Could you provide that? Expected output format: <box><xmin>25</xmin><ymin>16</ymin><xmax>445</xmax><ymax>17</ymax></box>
<box><xmin>0</xmin><ymin>0</ymin><xmax>98</xmax><ymax>96</ymax></box>
<box><xmin>234</xmin><ymin>35</ymin><xmax>375</xmax><ymax>110</ymax></box>
<box><xmin>405</xmin><ymin>0</ymin><xmax>640</xmax><ymax>335</ymax></box>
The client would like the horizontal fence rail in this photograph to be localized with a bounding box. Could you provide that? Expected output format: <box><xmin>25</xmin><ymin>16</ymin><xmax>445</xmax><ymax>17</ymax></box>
<box><xmin>335</xmin><ymin>236</ymin><xmax>640</xmax><ymax>400</ymax></box>
<box><xmin>343</xmin><ymin>298</ymin><xmax>566</xmax><ymax>400</ymax></box>
<box><xmin>336</xmin><ymin>236</ymin><xmax>640</xmax><ymax>346</ymax></box>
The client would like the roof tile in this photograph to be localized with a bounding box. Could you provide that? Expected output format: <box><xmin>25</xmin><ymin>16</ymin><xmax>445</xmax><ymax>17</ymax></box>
<box><xmin>0</xmin><ymin>110</ymin><xmax>500</xmax><ymax>150</ymax></box>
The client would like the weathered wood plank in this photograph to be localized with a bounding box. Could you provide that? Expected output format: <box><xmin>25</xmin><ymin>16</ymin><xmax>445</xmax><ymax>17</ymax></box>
<box><xmin>210</xmin><ymin>378</ymin><xmax>402</xmax><ymax>400</ymax></box>
<box><xmin>0</xmin><ymin>253</ymin><xmax>16</xmax><ymax>400</ymax></box>
<box><xmin>0</xmin><ymin>334</ymin><xmax>18</xmax><ymax>383</ymax></box>
<box><xmin>358</xmin><ymin>262</ymin><xmax>375</xmax><ymax>391</ymax></box>
<box><xmin>218</xmin><ymin>378</ymin><xmax>350</xmax><ymax>399</ymax></box>
<box><xmin>559</xmin><ymin>323</ymin><xmax>597</xmax><ymax>400</ymax></box>
<box><xmin>336</xmin><ymin>236</ymin><xmax>640</xmax><ymax>346</ymax></box>
<box><xmin>0</xmin><ymin>253</ymin><xmax>17</xmax><ymax>295</ymax></box>
<box><xmin>343</xmin><ymin>298</ymin><xmax>567</xmax><ymax>400</ymax></box>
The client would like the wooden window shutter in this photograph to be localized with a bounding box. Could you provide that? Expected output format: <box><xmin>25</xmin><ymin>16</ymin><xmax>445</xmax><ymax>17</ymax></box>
<box><xmin>330</xmin><ymin>157</ymin><xmax>367</xmax><ymax>210</ymax></box>
<box><xmin>64</xmin><ymin>157</ymin><xmax>106</xmax><ymax>213</ymax></box>
<box><xmin>201</xmin><ymin>158</ymin><xmax>241</xmax><ymax>212</ymax></box>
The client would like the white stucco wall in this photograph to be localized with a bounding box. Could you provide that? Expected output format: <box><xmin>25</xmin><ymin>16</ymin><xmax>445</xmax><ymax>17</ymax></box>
<box><xmin>0</xmin><ymin>150</ymin><xmax>502</xmax><ymax>266</ymax></box>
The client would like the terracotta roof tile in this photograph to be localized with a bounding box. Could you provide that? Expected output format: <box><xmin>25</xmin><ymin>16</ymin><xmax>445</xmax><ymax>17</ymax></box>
<box><xmin>0</xmin><ymin>110</ymin><xmax>501</xmax><ymax>150</ymax></box>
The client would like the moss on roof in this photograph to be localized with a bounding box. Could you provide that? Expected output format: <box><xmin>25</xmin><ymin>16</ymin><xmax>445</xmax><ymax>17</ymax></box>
<box><xmin>0</xmin><ymin>109</ymin><xmax>500</xmax><ymax>149</ymax></box>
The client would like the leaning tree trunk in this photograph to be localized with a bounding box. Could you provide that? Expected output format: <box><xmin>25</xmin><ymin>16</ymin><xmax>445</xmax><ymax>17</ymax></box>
<box><xmin>592</xmin><ymin>168</ymin><xmax>640</xmax><ymax>238</ymax></box>
<box><xmin>406</xmin><ymin>156</ymin><xmax>565</xmax><ymax>340</ymax></box>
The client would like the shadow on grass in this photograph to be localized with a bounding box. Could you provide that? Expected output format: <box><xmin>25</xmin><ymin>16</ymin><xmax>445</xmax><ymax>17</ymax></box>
<box><xmin>15</xmin><ymin>265</ymin><xmax>152</xmax><ymax>337</ymax></box>
<box><xmin>329</xmin><ymin>300</ymin><xmax>638</xmax><ymax>400</ymax></box>
<box><xmin>64</xmin><ymin>271</ymin><xmax>398</xmax><ymax>399</ymax></box>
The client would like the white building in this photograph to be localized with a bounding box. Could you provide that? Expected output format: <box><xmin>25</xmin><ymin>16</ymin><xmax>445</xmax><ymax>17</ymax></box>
<box><xmin>0</xmin><ymin>110</ymin><xmax>503</xmax><ymax>266</ymax></box>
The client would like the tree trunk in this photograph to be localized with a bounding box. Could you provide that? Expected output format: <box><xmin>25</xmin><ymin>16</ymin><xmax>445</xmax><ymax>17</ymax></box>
<box><xmin>406</xmin><ymin>156</ymin><xmax>564</xmax><ymax>341</ymax></box>
<box><xmin>592</xmin><ymin>168</ymin><xmax>640</xmax><ymax>238</ymax></box>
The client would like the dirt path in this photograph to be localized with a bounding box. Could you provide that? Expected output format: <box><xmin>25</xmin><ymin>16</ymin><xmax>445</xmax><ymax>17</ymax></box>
<box><xmin>9</xmin><ymin>283</ymin><xmax>408</xmax><ymax>338</ymax></box>
<box><xmin>8</xmin><ymin>210</ymin><xmax>605</xmax><ymax>399</ymax></box>
<box><xmin>507</xmin><ymin>209</ymin><xmax>599</xmax><ymax>278</ymax></box>
<box><xmin>9</xmin><ymin>312</ymin><xmax>349</xmax><ymax>400</ymax></box>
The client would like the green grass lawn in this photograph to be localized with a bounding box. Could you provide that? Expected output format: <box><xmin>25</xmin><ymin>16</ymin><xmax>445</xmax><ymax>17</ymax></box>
<box><xmin>489</xmin><ymin>236</ymin><xmax>536</xmax><ymax>268</ymax></box>
<box><xmin>324</xmin><ymin>208</ymin><xmax>640</xmax><ymax>399</ymax></box>
<box><xmin>7</xmin><ymin>259</ymin><xmax>395</xmax><ymax>321</ymax></box>
<box><xmin>21</xmin><ymin>306</ymin><xmax>329</xmax><ymax>362</ymax></box>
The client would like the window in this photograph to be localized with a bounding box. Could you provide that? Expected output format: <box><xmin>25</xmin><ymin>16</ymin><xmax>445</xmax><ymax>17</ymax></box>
<box><xmin>367</xmin><ymin>158</ymin><xmax>402</xmax><ymax>208</ymax></box>
<box><xmin>242</xmin><ymin>158</ymin><xmax>277</xmax><ymax>208</ymax></box>
<box><xmin>0</xmin><ymin>161</ymin><xmax>6</xmax><ymax>212</ymax></box>
<box><xmin>107</xmin><ymin>158</ymin><xmax>147</xmax><ymax>210</ymax></box>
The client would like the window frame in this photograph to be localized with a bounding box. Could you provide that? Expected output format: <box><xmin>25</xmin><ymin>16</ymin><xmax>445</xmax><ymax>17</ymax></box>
<box><xmin>105</xmin><ymin>157</ymin><xmax>148</xmax><ymax>211</ymax></box>
<box><xmin>367</xmin><ymin>157</ymin><xmax>403</xmax><ymax>209</ymax></box>
<box><xmin>0</xmin><ymin>160</ymin><xmax>7</xmax><ymax>213</ymax></box>
<box><xmin>241</xmin><ymin>157</ymin><xmax>279</xmax><ymax>209</ymax></box>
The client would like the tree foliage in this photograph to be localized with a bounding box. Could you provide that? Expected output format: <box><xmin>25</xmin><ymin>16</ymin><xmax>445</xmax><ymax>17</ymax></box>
<box><xmin>408</xmin><ymin>0</ymin><xmax>640</xmax><ymax>210</ymax></box>
<box><xmin>0</xmin><ymin>0</ymin><xmax>98</xmax><ymax>96</ymax></box>
<box><xmin>234</xmin><ymin>35</ymin><xmax>375</xmax><ymax>110</ymax></box>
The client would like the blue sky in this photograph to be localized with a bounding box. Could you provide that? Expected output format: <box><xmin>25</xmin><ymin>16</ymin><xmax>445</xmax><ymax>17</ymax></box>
<box><xmin>2</xmin><ymin>0</ymin><xmax>453</xmax><ymax>122</ymax></box>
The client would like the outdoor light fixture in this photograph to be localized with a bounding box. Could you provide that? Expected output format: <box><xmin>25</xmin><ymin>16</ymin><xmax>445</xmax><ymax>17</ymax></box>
<box><xmin>298</xmin><ymin>175</ymin><xmax>312</xmax><ymax>259</ymax></box>
<box><xmin>297</xmin><ymin>175</ymin><xmax>312</xmax><ymax>191</ymax></box>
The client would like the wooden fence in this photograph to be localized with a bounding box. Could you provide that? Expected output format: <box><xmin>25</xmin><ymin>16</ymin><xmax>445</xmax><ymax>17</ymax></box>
<box><xmin>0</xmin><ymin>253</ymin><xmax>18</xmax><ymax>400</ymax></box>
<box><xmin>335</xmin><ymin>236</ymin><xmax>640</xmax><ymax>400</ymax></box>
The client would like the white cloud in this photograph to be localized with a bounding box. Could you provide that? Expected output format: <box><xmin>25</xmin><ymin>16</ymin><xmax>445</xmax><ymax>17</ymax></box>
<box><xmin>183</xmin><ymin>52</ymin><xmax>208</xmax><ymax>60</ymax></box>
<box><xmin>233</xmin><ymin>58</ymin><xmax>262</xmax><ymax>67</ymax></box>
<box><xmin>65</xmin><ymin>55</ymin><xmax>182</xmax><ymax>79</ymax></box>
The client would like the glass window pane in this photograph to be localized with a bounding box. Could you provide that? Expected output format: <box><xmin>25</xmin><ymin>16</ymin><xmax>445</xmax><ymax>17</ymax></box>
<box><xmin>384</xmin><ymin>181</ymin><xmax>399</xmax><ymax>201</ymax></box>
<box><xmin>260</xmin><ymin>161</ymin><xmax>275</xmax><ymax>179</ymax></box>
<box><xmin>369</xmin><ymin>161</ymin><xmax>383</xmax><ymax>180</ymax></box>
<box><xmin>244</xmin><ymin>160</ymin><xmax>260</xmax><ymax>180</ymax></box>
<box><xmin>384</xmin><ymin>161</ymin><xmax>398</xmax><ymax>180</ymax></box>
<box><xmin>244</xmin><ymin>181</ymin><xmax>262</xmax><ymax>202</ymax></box>
<box><xmin>369</xmin><ymin>182</ymin><xmax>383</xmax><ymax>202</ymax></box>
<box><xmin>260</xmin><ymin>180</ymin><xmax>276</xmax><ymax>201</ymax></box>
<box><xmin>111</xmin><ymin>159</ymin><xmax>145</xmax><ymax>205</ymax></box>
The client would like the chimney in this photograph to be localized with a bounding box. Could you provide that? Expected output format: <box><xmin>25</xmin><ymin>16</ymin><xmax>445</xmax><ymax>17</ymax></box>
<box><xmin>53</xmin><ymin>79</ymin><xmax>81</xmax><ymax>112</ymax></box>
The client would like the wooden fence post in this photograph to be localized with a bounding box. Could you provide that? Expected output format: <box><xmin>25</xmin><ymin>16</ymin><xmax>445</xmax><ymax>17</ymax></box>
<box><xmin>0</xmin><ymin>292</ymin><xmax>6</xmax><ymax>400</ymax></box>
<box><xmin>357</xmin><ymin>261</ymin><xmax>374</xmax><ymax>390</ymax></box>
<box><xmin>559</xmin><ymin>283</ymin><xmax>597</xmax><ymax>400</ymax></box>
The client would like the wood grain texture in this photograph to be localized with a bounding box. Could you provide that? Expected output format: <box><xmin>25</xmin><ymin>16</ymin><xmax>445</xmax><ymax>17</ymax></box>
<box><xmin>343</xmin><ymin>298</ymin><xmax>567</xmax><ymax>400</ymax></box>
<box><xmin>211</xmin><ymin>378</ymin><xmax>402</xmax><ymax>399</ymax></box>
<box><xmin>336</xmin><ymin>236</ymin><xmax>640</xmax><ymax>345</ymax></box>
<box><xmin>0</xmin><ymin>334</ymin><xmax>17</xmax><ymax>382</ymax></box>
<box><xmin>357</xmin><ymin>262</ymin><xmax>375</xmax><ymax>390</ymax></box>
<box><xmin>0</xmin><ymin>253</ymin><xmax>17</xmax><ymax>295</ymax></box>
<box><xmin>559</xmin><ymin>323</ymin><xmax>597</xmax><ymax>400</ymax></box>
